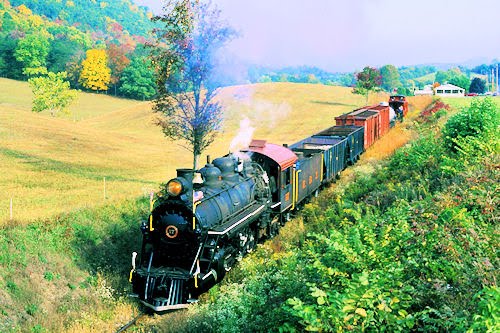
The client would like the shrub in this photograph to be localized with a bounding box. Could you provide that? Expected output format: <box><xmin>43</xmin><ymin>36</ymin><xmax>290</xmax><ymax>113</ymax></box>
<box><xmin>442</xmin><ymin>97</ymin><xmax>499</xmax><ymax>151</ymax></box>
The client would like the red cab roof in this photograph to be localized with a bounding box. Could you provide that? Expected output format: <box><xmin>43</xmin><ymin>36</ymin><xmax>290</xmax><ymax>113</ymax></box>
<box><xmin>244</xmin><ymin>140</ymin><xmax>297</xmax><ymax>170</ymax></box>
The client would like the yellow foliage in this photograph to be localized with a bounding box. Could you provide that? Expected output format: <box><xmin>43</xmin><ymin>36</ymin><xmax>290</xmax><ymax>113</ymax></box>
<box><xmin>27</xmin><ymin>14</ymin><xmax>45</xmax><ymax>29</ymax></box>
<box><xmin>16</xmin><ymin>4</ymin><xmax>31</xmax><ymax>15</ymax></box>
<box><xmin>66</xmin><ymin>0</ymin><xmax>74</xmax><ymax>7</ymax></box>
<box><xmin>79</xmin><ymin>49</ymin><xmax>111</xmax><ymax>91</ymax></box>
<box><xmin>100</xmin><ymin>1</ymin><xmax>107</xmax><ymax>9</ymax></box>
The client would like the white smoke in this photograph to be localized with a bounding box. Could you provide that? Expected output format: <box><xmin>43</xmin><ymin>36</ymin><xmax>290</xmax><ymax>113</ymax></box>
<box><xmin>230</xmin><ymin>117</ymin><xmax>255</xmax><ymax>153</ymax></box>
<box><xmin>251</xmin><ymin>100</ymin><xmax>291</xmax><ymax>129</ymax></box>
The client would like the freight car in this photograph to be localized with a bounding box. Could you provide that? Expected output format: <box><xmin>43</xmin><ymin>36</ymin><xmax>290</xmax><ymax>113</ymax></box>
<box><xmin>129</xmin><ymin>97</ymin><xmax>408</xmax><ymax>311</ymax></box>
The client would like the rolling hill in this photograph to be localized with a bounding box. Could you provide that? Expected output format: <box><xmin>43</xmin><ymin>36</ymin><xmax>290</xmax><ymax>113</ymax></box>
<box><xmin>1</xmin><ymin>78</ymin><xmax>391</xmax><ymax>223</ymax></box>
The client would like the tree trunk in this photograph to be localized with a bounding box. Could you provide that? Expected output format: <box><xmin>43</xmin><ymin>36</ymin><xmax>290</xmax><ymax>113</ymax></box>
<box><xmin>193</xmin><ymin>153</ymin><xmax>200</xmax><ymax>170</ymax></box>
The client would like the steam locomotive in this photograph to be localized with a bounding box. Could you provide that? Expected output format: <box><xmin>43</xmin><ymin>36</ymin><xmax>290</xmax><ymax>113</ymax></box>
<box><xmin>129</xmin><ymin>96</ymin><xmax>409</xmax><ymax>311</ymax></box>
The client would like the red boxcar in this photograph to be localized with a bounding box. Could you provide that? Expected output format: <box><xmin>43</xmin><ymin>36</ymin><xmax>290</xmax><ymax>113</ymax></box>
<box><xmin>367</xmin><ymin>104</ymin><xmax>390</xmax><ymax>137</ymax></box>
<box><xmin>335</xmin><ymin>108</ymin><xmax>380</xmax><ymax>149</ymax></box>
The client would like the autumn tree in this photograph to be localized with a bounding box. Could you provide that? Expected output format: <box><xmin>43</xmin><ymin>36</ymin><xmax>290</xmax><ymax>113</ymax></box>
<box><xmin>150</xmin><ymin>0</ymin><xmax>236</xmax><ymax>169</ymax></box>
<box><xmin>79</xmin><ymin>49</ymin><xmax>111</xmax><ymax>92</ymax></box>
<box><xmin>380</xmin><ymin>64</ymin><xmax>401</xmax><ymax>92</ymax></box>
<box><xmin>353</xmin><ymin>66</ymin><xmax>382</xmax><ymax>103</ymax></box>
<box><xmin>28</xmin><ymin>70</ymin><xmax>77</xmax><ymax>116</ymax></box>
<box><xmin>106</xmin><ymin>43</ymin><xmax>131</xmax><ymax>95</ymax></box>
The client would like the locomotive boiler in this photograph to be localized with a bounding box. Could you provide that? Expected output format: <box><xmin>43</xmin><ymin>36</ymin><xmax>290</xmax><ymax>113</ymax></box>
<box><xmin>130</xmin><ymin>154</ymin><xmax>272</xmax><ymax>311</ymax></box>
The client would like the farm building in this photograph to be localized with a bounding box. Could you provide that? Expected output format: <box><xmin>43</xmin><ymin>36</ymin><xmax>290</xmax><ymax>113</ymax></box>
<box><xmin>434</xmin><ymin>83</ymin><xmax>465</xmax><ymax>97</ymax></box>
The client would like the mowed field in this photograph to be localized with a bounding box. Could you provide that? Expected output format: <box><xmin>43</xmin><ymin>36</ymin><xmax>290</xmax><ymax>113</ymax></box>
<box><xmin>1</xmin><ymin>77</ymin><xmax>436</xmax><ymax>223</ymax></box>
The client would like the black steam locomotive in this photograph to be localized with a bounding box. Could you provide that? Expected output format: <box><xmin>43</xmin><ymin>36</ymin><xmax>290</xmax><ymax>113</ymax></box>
<box><xmin>129</xmin><ymin>97</ymin><xmax>407</xmax><ymax>311</ymax></box>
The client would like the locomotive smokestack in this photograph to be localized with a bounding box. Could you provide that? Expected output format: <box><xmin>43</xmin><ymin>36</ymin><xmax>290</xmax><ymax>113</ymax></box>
<box><xmin>283</xmin><ymin>143</ymin><xmax>288</xmax><ymax>148</ymax></box>
<box><xmin>207</xmin><ymin>155</ymin><xmax>211</xmax><ymax>164</ymax></box>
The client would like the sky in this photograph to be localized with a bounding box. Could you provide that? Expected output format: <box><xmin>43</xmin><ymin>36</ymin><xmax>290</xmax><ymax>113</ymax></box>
<box><xmin>134</xmin><ymin>0</ymin><xmax>500</xmax><ymax>72</ymax></box>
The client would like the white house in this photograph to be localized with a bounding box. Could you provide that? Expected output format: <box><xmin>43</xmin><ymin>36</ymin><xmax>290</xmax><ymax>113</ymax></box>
<box><xmin>434</xmin><ymin>83</ymin><xmax>465</xmax><ymax>97</ymax></box>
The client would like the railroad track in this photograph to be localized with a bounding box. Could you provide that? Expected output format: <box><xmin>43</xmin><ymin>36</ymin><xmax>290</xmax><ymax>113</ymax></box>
<box><xmin>115</xmin><ymin>312</ymin><xmax>146</xmax><ymax>333</ymax></box>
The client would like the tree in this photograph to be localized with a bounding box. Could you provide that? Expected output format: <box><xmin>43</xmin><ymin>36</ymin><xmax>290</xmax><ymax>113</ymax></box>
<box><xmin>79</xmin><ymin>49</ymin><xmax>111</xmax><ymax>92</ymax></box>
<box><xmin>434</xmin><ymin>70</ymin><xmax>450</xmax><ymax>85</ymax></box>
<box><xmin>119</xmin><ymin>56</ymin><xmax>156</xmax><ymax>100</ymax></box>
<box><xmin>449</xmin><ymin>74</ymin><xmax>471</xmax><ymax>93</ymax></box>
<box><xmin>380</xmin><ymin>64</ymin><xmax>401</xmax><ymax>92</ymax></box>
<box><xmin>0</xmin><ymin>32</ymin><xmax>24</xmax><ymax>79</ymax></box>
<box><xmin>28</xmin><ymin>70</ymin><xmax>77</xmax><ymax>116</ymax></box>
<box><xmin>469</xmin><ymin>77</ymin><xmax>486</xmax><ymax>94</ymax></box>
<box><xmin>106</xmin><ymin>43</ymin><xmax>131</xmax><ymax>95</ymax></box>
<box><xmin>353</xmin><ymin>66</ymin><xmax>382</xmax><ymax>103</ymax></box>
<box><xmin>14</xmin><ymin>33</ymin><xmax>50</xmax><ymax>74</ymax></box>
<box><xmin>47</xmin><ymin>37</ymin><xmax>85</xmax><ymax>74</ymax></box>
<box><xmin>150</xmin><ymin>0</ymin><xmax>236</xmax><ymax>169</ymax></box>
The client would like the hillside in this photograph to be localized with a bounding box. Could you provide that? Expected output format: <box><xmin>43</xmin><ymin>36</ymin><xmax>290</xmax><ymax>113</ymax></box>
<box><xmin>1</xmin><ymin>78</ymin><xmax>389</xmax><ymax>223</ymax></box>
<box><xmin>7</xmin><ymin>0</ymin><xmax>154</xmax><ymax>37</ymax></box>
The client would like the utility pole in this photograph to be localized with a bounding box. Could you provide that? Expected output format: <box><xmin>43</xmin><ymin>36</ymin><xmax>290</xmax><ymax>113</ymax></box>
<box><xmin>492</xmin><ymin>68</ymin><xmax>495</xmax><ymax>92</ymax></box>
<box><xmin>496</xmin><ymin>64</ymin><xmax>499</xmax><ymax>93</ymax></box>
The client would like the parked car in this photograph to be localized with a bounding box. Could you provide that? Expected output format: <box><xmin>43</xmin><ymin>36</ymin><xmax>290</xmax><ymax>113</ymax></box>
<box><xmin>466</xmin><ymin>93</ymin><xmax>478</xmax><ymax>96</ymax></box>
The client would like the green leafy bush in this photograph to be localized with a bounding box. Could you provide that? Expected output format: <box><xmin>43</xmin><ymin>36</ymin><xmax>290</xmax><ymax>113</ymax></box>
<box><xmin>443</xmin><ymin>97</ymin><xmax>499</xmax><ymax>151</ymax></box>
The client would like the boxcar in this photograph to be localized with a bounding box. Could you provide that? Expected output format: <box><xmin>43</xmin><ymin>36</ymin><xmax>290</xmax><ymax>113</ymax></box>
<box><xmin>335</xmin><ymin>109</ymin><xmax>380</xmax><ymax>149</ymax></box>
<box><xmin>367</xmin><ymin>104</ymin><xmax>390</xmax><ymax>137</ymax></box>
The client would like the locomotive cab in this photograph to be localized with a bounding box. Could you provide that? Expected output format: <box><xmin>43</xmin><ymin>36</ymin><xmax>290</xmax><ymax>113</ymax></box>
<box><xmin>243</xmin><ymin>140</ymin><xmax>297</xmax><ymax>213</ymax></box>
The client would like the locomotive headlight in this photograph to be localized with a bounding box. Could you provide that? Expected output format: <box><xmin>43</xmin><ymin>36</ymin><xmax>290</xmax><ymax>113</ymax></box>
<box><xmin>166</xmin><ymin>179</ymin><xmax>183</xmax><ymax>196</ymax></box>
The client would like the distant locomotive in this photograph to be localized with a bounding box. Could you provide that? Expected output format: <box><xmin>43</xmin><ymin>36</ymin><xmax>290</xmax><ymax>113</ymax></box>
<box><xmin>129</xmin><ymin>96</ymin><xmax>408</xmax><ymax>311</ymax></box>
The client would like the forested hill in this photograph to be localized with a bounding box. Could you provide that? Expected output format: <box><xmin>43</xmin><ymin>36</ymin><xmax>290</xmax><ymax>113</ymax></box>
<box><xmin>0</xmin><ymin>0</ymin><xmax>158</xmax><ymax>99</ymax></box>
<box><xmin>7</xmin><ymin>0</ymin><xmax>154</xmax><ymax>37</ymax></box>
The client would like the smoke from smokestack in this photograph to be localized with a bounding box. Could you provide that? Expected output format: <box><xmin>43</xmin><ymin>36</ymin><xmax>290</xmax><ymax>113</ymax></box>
<box><xmin>229</xmin><ymin>117</ymin><xmax>255</xmax><ymax>153</ymax></box>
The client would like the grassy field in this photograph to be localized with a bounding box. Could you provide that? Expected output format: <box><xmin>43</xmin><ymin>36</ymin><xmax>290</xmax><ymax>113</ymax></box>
<box><xmin>1</xmin><ymin>78</ymin><xmax>395</xmax><ymax>223</ymax></box>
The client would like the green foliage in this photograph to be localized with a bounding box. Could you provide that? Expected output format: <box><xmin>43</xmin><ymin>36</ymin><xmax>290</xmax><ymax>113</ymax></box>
<box><xmin>14</xmin><ymin>33</ymin><xmax>51</xmax><ymax>74</ymax></box>
<box><xmin>380</xmin><ymin>64</ymin><xmax>401</xmax><ymax>92</ymax></box>
<box><xmin>47</xmin><ymin>37</ymin><xmax>85</xmax><ymax>74</ymax></box>
<box><xmin>118</xmin><ymin>56</ymin><xmax>156</xmax><ymax>100</ymax></box>
<box><xmin>353</xmin><ymin>66</ymin><xmax>382</xmax><ymax>102</ymax></box>
<box><xmin>435</xmin><ymin>68</ymin><xmax>471</xmax><ymax>92</ymax></box>
<box><xmin>0</xmin><ymin>33</ymin><xmax>24</xmax><ymax>79</ymax></box>
<box><xmin>449</xmin><ymin>74</ymin><xmax>471</xmax><ymax>92</ymax></box>
<box><xmin>469</xmin><ymin>77</ymin><xmax>486</xmax><ymax>94</ymax></box>
<box><xmin>28</xmin><ymin>71</ymin><xmax>77</xmax><ymax>116</ymax></box>
<box><xmin>467</xmin><ymin>287</ymin><xmax>500</xmax><ymax>333</ymax></box>
<box><xmin>442</xmin><ymin>97</ymin><xmax>499</xmax><ymax>150</ymax></box>
<box><xmin>150</xmin><ymin>0</ymin><xmax>236</xmax><ymax>168</ymax></box>
<box><xmin>435</xmin><ymin>70</ymin><xmax>451</xmax><ymax>85</ymax></box>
